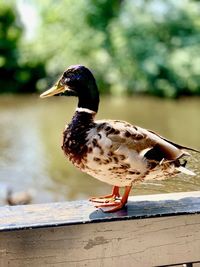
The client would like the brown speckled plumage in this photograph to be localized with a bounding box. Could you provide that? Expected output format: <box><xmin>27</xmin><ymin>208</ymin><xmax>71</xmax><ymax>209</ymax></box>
<box><xmin>40</xmin><ymin>65</ymin><xmax>199</xmax><ymax>212</ymax></box>
<box><xmin>62</xmin><ymin>117</ymin><xmax>197</xmax><ymax>187</ymax></box>
<box><xmin>62</xmin><ymin>111</ymin><xmax>94</xmax><ymax>166</ymax></box>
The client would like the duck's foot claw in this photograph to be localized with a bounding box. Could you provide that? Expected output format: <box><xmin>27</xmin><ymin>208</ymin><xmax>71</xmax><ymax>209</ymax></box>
<box><xmin>89</xmin><ymin>196</ymin><xmax>119</xmax><ymax>203</ymax></box>
<box><xmin>89</xmin><ymin>186</ymin><xmax>120</xmax><ymax>203</ymax></box>
<box><xmin>95</xmin><ymin>200</ymin><xmax>125</xmax><ymax>213</ymax></box>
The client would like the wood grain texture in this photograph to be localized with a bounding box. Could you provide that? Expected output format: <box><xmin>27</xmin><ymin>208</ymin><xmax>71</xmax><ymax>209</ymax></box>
<box><xmin>0</xmin><ymin>192</ymin><xmax>200</xmax><ymax>267</ymax></box>
<box><xmin>1</xmin><ymin>191</ymin><xmax>200</xmax><ymax>232</ymax></box>
<box><xmin>0</xmin><ymin>214</ymin><xmax>200</xmax><ymax>267</ymax></box>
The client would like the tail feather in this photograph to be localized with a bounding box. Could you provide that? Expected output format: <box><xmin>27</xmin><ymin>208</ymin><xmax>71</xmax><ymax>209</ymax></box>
<box><xmin>176</xmin><ymin>166</ymin><xmax>196</xmax><ymax>176</ymax></box>
<box><xmin>163</xmin><ymin>140</ymin><xmax>200</xmax><ymax>154</ymax></box>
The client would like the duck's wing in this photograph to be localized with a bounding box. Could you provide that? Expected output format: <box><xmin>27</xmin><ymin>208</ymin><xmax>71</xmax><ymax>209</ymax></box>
<box><xmin>96</xmin><ymin>119</ymin><xmax>198</xmax><ymax>163</ymax></box>
<box><xmin>147</xmin><ymin>129</ymin><xmax>200</xmax><ymax>153</ymax></box>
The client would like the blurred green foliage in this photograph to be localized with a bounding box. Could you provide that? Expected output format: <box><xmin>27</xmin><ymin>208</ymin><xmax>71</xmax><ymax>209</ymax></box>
<box><xmin>0</xmin><ymin>1</ymin><xmax>45</xmax><ymax>93</ymax></box>
<box><xmin>1</xmin><ymin>0</ymin><xmax>200</xmax><ymax>97</ymax></box>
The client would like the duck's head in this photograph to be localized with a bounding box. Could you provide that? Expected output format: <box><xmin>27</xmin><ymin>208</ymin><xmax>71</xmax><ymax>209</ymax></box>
<box><xmin>40</xmin><ymin>65</ymin><xmax>99</xmax><ymax>112</ymax></box>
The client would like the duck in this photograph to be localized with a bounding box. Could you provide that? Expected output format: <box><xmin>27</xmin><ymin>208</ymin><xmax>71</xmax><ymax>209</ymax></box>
<box><xmin>6</xmin><ymin>188</ymin><xmax>33</xmax><ymax>206</ymax></box>
<box><xmin>40</xmin><ymin>65</ymin><xmax>199</xmax><ymax>212</ymax></box>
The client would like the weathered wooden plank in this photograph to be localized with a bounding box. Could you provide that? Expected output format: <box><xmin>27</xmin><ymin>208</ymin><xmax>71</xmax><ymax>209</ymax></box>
<box><xmin>0</xmin><ymin>249</ymin><xmax>6</xmax><ymax>267</ymax></box>
<box><xmin>0</xmin><ymin>214</ymin><xmax>200</xmax><ymax>267</ymax></box>
<box><xmin>1</xmin><ymin>191</ymin><xmax>200</xmax><ymax>232</ymax></box>
<box><xmin>1</xmin><ymin>191</ymin><xmax>200</xmax><ymax>267</ymax></box>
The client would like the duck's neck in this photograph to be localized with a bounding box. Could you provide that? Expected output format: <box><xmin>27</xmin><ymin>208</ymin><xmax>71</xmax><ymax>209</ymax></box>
<box><xmin>70</xmin><ymin>90</ymin><xmax>99</xmax><ymax>128</ymax></box>
<box><xmin>77</xmin><ymin>80</ymin><xmax>99</xmax><ymax>113</ymax></box>
<box><xmin>73</xmin><ymin>108</ymin><xmax>96</xmax><ymax>125</ymax></box>
<box><xmin>69</xmin><ymin>109</ymin><xmax>95</xmax><ymax>134</ymax></box>
<box><xmin>76</xmin><ymin>107</ymin><xmax>97</xmax><ymax>115</ymax></box>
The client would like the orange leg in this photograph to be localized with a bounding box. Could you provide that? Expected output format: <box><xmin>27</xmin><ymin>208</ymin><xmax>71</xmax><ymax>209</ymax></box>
<box><xmin>89</xmin><ymin>186</ymin><xmax>120</xmax><ymax>203</ymax></box>
<box><xmin>94</xmin><ymin>185</ymin><xmax>132</xmax><ymax>213</ymax></box>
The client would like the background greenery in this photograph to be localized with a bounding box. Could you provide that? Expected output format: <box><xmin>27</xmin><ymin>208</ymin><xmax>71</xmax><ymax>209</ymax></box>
<box><xmin>1</xmin><ymin>0</ymin><xmax>200</xmax><ymax>97</ymax></box>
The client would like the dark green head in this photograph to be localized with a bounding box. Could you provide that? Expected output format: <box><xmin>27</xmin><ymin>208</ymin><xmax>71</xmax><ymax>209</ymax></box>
<box><xmin>40</xmin><ymin>65</ymin><xmax>99</xmax><ymax>112</ymax></box>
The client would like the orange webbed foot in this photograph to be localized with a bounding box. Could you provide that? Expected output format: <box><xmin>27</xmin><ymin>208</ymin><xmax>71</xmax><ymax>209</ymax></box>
<box><xmin>90</xmin><ymin>185</ymin><xmax>132</xmax><ymax>213</ymax></box>
<box><xmin>95</xmin><ymin>199</ymin><xmax>125</xmax><ymax>212</ymax></box>
<box><xmin>89</xmin><ymin>186</ymin><xmax>120</xmax><ymax>203</ymax></box>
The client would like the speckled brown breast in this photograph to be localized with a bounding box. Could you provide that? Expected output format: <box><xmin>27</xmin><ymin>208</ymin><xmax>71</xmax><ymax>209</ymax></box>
<box><xmin>62</xmin><ymin>111</ymin><xmax>95</xmax><ymax>167</ymax></box>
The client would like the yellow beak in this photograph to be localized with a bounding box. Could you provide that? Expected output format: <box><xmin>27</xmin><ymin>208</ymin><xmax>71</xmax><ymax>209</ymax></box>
<box><xmin>40</xmin><ymin>81</ymin><xmax>65</xmax><ymax>98</ymax></box>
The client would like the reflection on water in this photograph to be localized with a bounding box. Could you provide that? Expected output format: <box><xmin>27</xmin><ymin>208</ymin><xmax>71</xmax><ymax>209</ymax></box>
<box><xmin>0</xmin><ymin>95</ymin><xmax>199</xmax><ymax>205</ymax></box>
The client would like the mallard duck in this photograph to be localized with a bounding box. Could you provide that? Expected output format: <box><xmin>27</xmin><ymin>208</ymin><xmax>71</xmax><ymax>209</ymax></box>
<box><xmin>6</xmin><ymin>188</ymin><xmax>33</xmax><ymax>206</ymax></box>
<box><xmin>40</xmin><ymin>65</ymin><xmax>199</xmax><ymax>212</ymax></box>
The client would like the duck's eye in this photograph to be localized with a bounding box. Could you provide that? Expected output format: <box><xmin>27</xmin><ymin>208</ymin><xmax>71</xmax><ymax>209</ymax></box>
<box><xmin>62</xmin><ymin>71</ymin><xmax>83</xmax><ymax>86</ymax></box>
<box><xmin>64</xmin><ymin>78</ymin><xmax>70</xmax><ymax>83</ymax></box>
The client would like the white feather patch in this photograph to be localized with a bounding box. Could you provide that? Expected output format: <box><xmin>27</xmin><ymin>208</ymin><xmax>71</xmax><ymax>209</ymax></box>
<box><xmin>76</xmin><ymin>107</ymin><xmax>96</xmax><ymax>114</ymax></box>
<box><xmin>176</xmin><ymin>166</ymin><xmax>196</xmax><ymax>176</ymax></box>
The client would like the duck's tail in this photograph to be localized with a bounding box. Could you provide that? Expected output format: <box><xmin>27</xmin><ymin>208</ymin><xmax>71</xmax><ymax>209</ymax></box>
<box><xmin>175</xmin><ymin>166</ymin><xmax>196</xmax><ymax>176</ymax></box>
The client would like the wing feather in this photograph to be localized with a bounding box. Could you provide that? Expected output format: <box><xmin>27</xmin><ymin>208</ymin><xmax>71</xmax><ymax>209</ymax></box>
<box><xmin>96</xmin><ymin>120</ymin><xmax>194</xmax><ymax>162</ymax></box>
<box><xmin>148</xmin><ymin>129</ymin><xmax>200</xmax><ymax>153</ymax></box>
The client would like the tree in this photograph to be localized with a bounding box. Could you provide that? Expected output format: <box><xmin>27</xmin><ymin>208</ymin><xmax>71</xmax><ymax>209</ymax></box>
<box><xmin>0</xmin><ymin>1</ymin><xmax>46</xmax><ymax>93</ymax></box>
<box><xmin>108</xmin><ymin>0</ymin><xmax>200</xmax><ymax>97</ymax></box>
<box><xmin>15</xmin><ymin>0</ymin><xmax>200</xmax><ymax>97</ymax></box>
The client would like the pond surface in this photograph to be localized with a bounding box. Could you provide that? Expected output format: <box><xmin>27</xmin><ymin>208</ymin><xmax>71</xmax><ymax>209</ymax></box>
<box><xmin>0</xmin><ymin>95</ymin><xmax>199</xmax><ymax>205</ymax></box>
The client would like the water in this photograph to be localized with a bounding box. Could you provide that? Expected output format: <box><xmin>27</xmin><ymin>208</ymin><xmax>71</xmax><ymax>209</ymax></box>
<box><xmin>0</xmin><ymin>95</ymin><xmax>199</xmax><ymax>205</ymax></box>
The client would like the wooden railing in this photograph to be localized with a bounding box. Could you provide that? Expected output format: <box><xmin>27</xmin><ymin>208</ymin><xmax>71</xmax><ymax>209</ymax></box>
<box><xmin>0</xmin><ymin>191</ymin><xmax>200</xmax><ymax>267</ymax></box>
